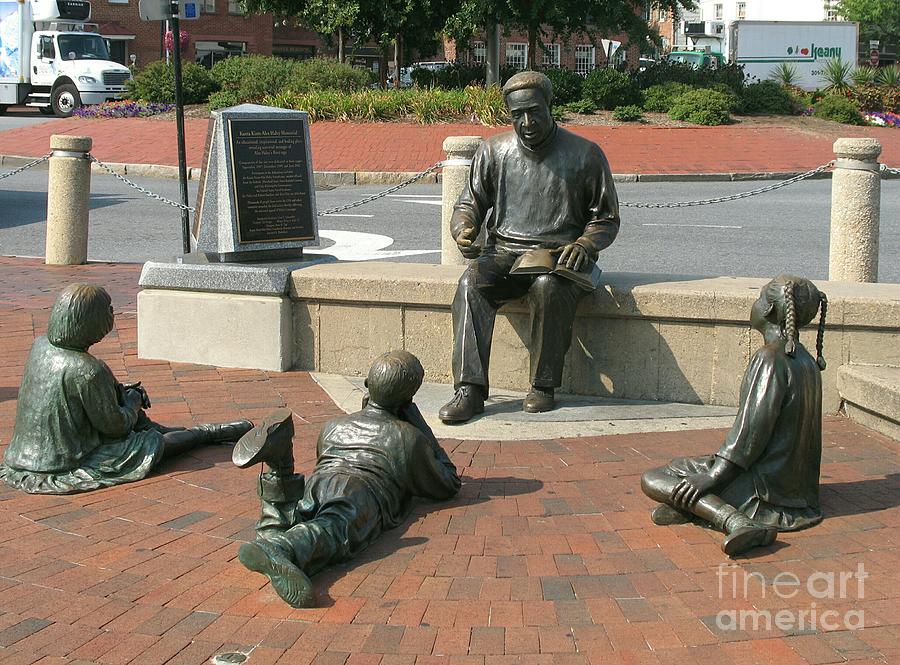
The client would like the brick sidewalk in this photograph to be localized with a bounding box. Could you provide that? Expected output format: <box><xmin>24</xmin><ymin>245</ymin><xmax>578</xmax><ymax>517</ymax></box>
<box><xmin>1</xmin><ymin>117</ymin><xmax>898</xmax><ymax>174</ymax></box>
<box><xmin>0</xmin><ymin>257</ymin><xmax>898</xmax><ymax>664</ymax></box>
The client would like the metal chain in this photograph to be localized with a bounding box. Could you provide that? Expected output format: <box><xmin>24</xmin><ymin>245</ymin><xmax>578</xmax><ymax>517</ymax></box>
<box><xmin>0</xmin><ymin>154</ymin><xmax>50</xmax><ymax>181</ymax></box>
<box><xmin>882</xmin><ymin>164</ymin><xmax>900</xmax><ymax>178</ymax></box>
<box><xmin>619</xmin><ymin>161</ymin><xmax>834</xmax><ymax>208</ymax></box>
<box><xmin>317</xmin><ymin>161</ymin><xmax>444</xmax><ymax>216</ymax></box>
<box><xmin>89</xmin><ymin>156</ymin><xmax>196</xmax><ymax>211</ymax></box>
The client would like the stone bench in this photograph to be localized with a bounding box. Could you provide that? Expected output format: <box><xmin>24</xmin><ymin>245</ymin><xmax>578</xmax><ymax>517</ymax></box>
<box><xmin>138</xmin><ymin>261</ymin><xmax>900</xmax><ymax>416</ymax></box>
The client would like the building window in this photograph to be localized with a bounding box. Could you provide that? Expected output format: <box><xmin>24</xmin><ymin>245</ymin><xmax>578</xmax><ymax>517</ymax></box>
<box><xmin>658</xmin><ymin>7</ymin><xmax>667</xmax><ymax>21</ymax></box>
<box><xmin>825</xmin><ymin>1</ymin><xmax>838</xmax><ymax>20</ymax></box>
<box><xmin>542</xmin><ymin>43</ymin><xmax>560</xmax><ymax>68</ymax></box>
<box><xmin>472</xmin><ymin>41</ymin><xmax>485</xmax><ymax>64</ymax></box>
<box><xmin>506</xmin><ymin>42</ymin><xmax>527</xmax><ymax>70</ymax></box>
<box><xmin>714</xmin><ymin>3</ymin><xmax>723</xmax><ymax>20</ymax></box>
<box><xmin>575</xmin><ymin>45</ymin><xmax>595</xmax><ymax>75</ymax></box>
<box><xmin>228</xmin><ymin>0</ymin><xmax>243</xmax><ymax>13</ymax></box>
<box><xmin>736</xmin><ymin>2</ymin><xmax>745</xmax><ymax>19</ymax></box>
<box><xmin>200</xmin><ymin>0</ymin><xmax>215</xmax><ymax>13</ymax></box>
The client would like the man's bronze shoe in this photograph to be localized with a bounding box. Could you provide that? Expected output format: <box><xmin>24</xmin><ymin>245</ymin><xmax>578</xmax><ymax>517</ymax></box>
<box><xmin>233</xmin><ymin>408</ymin><xmax>295</xmax><ymax>472</ymax></box>
<box><xmin>238</xmin><ymin>539</ymin><xmax>316</xmax><ymax>608</ymax></box>
<box><xmin>439</xmin><ymin>384</ymin><xmax>485</xmax><ymax>423</ymax></box>
<box><xmin>523</xmin><ymin>386</ymin><xmax>555</xmax><ymax>413</ymax></box>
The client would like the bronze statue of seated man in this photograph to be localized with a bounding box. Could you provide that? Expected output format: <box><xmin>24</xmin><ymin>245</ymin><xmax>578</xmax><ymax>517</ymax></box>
<box><xmin>0</xmin><ymin>283</ymin><xmax>253</xmax><ymax>495</ymax></box>
<box><xmin>235</xmin><ymin>350</ymin><xmax>461</xmax><ymax>608</ymax></box>
<box><xmin>641</xmin><ymin>275</ymin><xmax>828</xmax><ymax>556</ymax></box>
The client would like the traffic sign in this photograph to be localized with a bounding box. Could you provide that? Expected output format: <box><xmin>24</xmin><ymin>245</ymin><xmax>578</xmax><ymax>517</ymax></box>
<box><xmin>138</xmin><ymin>0</ymin><xmax>199</xmax><ymax>21</ymax></box>
<box><xmin>870</xmin><ymin>48</ymin><xmax>879</xmax><ymax>66</ymax></box>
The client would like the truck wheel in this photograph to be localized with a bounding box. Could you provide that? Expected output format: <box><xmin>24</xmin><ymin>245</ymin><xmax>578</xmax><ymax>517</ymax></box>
<box><xmin>51</xmin><ymin>85</ymin><xmax>81</xmax><ymax>117</ymax></box>
<box><xmin>0</xmin><ymin>105</ymin><xmax>7</xmax><ymax>116</ymax></box>
<box><xmin>39</xmin><ymin>106</ymin><xmax>55</xmax><ymax>115</ymax></box>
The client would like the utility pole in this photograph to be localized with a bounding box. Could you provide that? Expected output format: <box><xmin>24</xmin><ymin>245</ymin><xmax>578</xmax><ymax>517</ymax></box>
<box><xmin>169</xmin><ymin>0</ymin><xmax>191</xmax><ymax>254</ymax></box>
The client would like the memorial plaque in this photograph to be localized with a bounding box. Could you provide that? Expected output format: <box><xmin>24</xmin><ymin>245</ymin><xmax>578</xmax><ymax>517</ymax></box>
<box><xmin>228</xmin><ymin>119</ymin><xmax>315</xmax><ymax>243</ymax></box>
<box><xmin>191</xmin><ymin>104</ymin><xmax>319</xmax><ymax>263</ymax></box>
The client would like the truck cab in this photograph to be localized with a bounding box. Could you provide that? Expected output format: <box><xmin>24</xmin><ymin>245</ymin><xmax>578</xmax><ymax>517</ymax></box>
<box><xmin>666</xmin><ymin>48</ymin><xmax>725</xmax><ymax>69</ymax></box>
<box><xmin>0</xmin><ymin>0</ymin><xmax>132</xmax><ymax>116</ymax></box>
<box><xmin>30</xmin><ymin>27</ymin><xmax>131</xmax><ymax>115</ymax></box>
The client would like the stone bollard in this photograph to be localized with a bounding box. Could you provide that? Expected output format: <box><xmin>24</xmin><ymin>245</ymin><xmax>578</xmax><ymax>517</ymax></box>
<box><xmin>829</xmin><ymin>138</ymin><xmax>881</xmax><ymax>282</ymax></box>
<box><xmin>46</xmin><ymin>135</ymin><xmax>92</xmax><ymax>265</ymax></box>
<box><xmin>441</xmin><ymin>136</ymin><xmax>483</xmax><ymax>265</ymax></box>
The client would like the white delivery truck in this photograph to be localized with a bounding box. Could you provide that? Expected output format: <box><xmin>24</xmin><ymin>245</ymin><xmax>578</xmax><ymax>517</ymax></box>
<box><xmin>0</xmin><ymin>0</ymin><xmax>132</xmax><ymax>116</ymax></box>
<box><xmin>728</xmin><ymin>21</ymin><xmax>859</xmax><ymax>90</ymax></box>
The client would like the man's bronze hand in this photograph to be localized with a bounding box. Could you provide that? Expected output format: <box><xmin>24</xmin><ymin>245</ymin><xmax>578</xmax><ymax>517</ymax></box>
<box><xmin>556</xmin><ymin>243</ymin><xmax>590</xmax><ymax>272</ymax></box>
<box><xmin>455</xmin><ymin>224</ymin><xmax>480</xmax><ymax>258</ymax></box>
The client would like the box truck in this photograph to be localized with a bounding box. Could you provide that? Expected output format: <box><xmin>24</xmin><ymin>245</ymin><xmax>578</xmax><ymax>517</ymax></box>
<box><xmin>0</xmin><ymin>0</ymin><xmax>132</xmax><ymax>116</ymax></box>
<box><xmin>668</xmin><ymin>20</ymin><xmax>859</xmax><ymax>91</ymax></box>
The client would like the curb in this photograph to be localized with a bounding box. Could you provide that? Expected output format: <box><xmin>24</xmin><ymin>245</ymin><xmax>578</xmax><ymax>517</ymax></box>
<box><xmin>4</xmin><ymin>153</ymin><xmax>897</xmax><ymax>184</ymax></box>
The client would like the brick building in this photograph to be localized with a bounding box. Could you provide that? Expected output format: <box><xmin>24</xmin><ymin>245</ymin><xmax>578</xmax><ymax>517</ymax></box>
<box><xmin>91</xmin><ymin>0</ymin><xmax>638</xmax><ymax>75</ymax></box>
<box><xmin>446</xmin><ymin>31</ymin><xmax>640</xmax><ymax>74</ymax></box>
<box><xmin>91</xmin><ymin>0</ymin><xmax>331</xmax><ymax>69</ymax></box>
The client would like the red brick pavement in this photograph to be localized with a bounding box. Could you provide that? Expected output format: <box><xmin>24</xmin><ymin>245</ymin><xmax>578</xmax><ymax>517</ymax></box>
<box><xmin>1</xmin><ymin>117</ymin><xmax>898</xmax><ymax>174</ymax></box>
<box><xmin>0</xmin><ymin>256</ymin><xmax>898</xmax><ymax>664</ymax></box>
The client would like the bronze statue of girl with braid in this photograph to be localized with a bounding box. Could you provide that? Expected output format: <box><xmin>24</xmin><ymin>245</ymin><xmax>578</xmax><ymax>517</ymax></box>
<box><xmin>641</xmin><ymin>275</ymin><xmax>828</xmax><ymax>556</ymax></box>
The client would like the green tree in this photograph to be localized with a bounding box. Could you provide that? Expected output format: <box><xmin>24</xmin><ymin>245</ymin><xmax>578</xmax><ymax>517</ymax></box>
<box><xmin>446</xmin><ymin>0</ymin><xmax>695</xmax><ymax>70</ymax></box>
<box><xmin>835</xmin><ymin>0</ymin><xmax>900</xmax><ymax>48</ymax></box>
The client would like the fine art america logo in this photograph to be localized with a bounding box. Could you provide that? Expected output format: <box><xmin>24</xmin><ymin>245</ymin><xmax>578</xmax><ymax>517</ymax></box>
<box><xmin>716</xmin><ymin>563</ymin><xmax>868</xmax><ymax>632</ymax></box>
<box><xmin>787</xmin><ymin>44</ymin><xmax>843</xmax><ymax>60</ymax></box>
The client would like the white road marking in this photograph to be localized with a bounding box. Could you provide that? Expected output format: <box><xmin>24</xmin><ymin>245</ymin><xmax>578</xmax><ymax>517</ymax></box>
<box><xmin>642</xmin><ymin>223</ymin><xmax>742</xmax><ymax>229</ymax></box>
<box><xmin>318</xmin><ymin>230</ymin><xmax>438</xmax><ymax>261</ymax></box>
<box><xmin>320</xmin><ymin>213</ymin><xmax>374</xmax><ymax>218</ymax></box>
<box><xmin>398</xmin><ymin>199</ymin><xmax>442</xmax><ymax>206</ymax></box>
<box><xmin>385</xmin><ymin>194</ymin><xmax>442</xmax><ymax>198</ymax></box>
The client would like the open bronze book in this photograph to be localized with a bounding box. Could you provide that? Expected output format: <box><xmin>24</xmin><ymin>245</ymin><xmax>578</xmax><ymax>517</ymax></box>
<box><xmin>509</xmin><ymin>248</ymin><xmax>602</xmax><ymax>290</ymax></box>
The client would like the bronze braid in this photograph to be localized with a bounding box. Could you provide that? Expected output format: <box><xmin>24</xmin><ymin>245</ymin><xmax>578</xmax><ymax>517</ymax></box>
<box><xmin>783</xmin><ymin>281</ymin><xmax>797</xmax><ymax>357</ymax></box>
<box><xmin>816</xmin><ymin>292</ymin><xmax>828</xmax><ymax>371</ymax></box>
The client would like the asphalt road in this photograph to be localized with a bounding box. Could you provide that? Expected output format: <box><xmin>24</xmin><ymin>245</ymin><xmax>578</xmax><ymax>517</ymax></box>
<box><xmin>1</xmin><ymin>168</ymin><xmax>899</xmax><ymax>282</ymax></box>
<box><xmin>0</xmin><ymin>109</ymin><xmax>59</xmax><ymax>132</ymax></box>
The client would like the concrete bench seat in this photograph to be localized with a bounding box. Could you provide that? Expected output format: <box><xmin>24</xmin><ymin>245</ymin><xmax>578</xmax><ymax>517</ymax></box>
<box><xmin>839</xmin><ymin>365</ymin><xmax>900</xmax><ymax>440</ymax></box>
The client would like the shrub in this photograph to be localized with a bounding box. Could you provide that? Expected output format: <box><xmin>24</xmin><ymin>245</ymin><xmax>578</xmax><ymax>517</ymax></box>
<box><xmin>641</xmin><ymin>82</ymin><xmax>693</xmax><ymax>112</ymax></box>
<box><xmin>410</xmin><ymin>62</ymin><xmax>518</xmax><ymax>89</ymax></box>
<box><xmin>296</xmin><ymin>57</ymin><xmax>373</xmax><ymax>92</ymax></box>
<box><xmin>126</xmin><ymin>60</ymin><xmax>217</xmax><ymax>104</ymax></box>
<box><xmin>612</xmin><ymin>104</ymin><xmax>643</xmax><ymax>121</ymax></box>
<box><xmin>741</xmin><ymin>80</ymin><xmax>796</xmax><ymax>115</ymax></box>
<box><xmin>877</xmin><ymin>65</ymin><xmax>899</xmax><ymax>87</ymax></box>
<box><xmin>668</xmin><ymin>88</ymin><xmax>732</xmax><ymax>125</ymax></box>
<box><xmin>634</xmin><ymin>60</ymin><xmax>746</xmax><ymax>94</ymax></box>
<box><xmin>582</xmin><ymin>68</ymin><xmax>641</xmax><ymax>110</ymax></box>
<box><xmin>882</xmin><ymin>86</ymin><xmax>900</xmax><ymax>113</ymax></box>
<box><xmin>768</xmin><ymin>62</ymin><xmax>800</xmax><ymax>87</ymax></box>
<box><xmin>543</xmin><ymin>67</ymin><xmax>583</xmax><ymax>105</ymax></box>
<box><xmin>851</xmin><ymin>66</ymin><xmax>878</xmax><ymax>87</ymax></box>
<box><xmin>262</xmin><ymin>86</ymin><xmax>506</xmax><ymax>125</ymax></box>
<box><xmin>820</xmin><ymin>58</ymin><xmax>852</xmax><ymax>94</ymax></box>
<box><xmin>207</xmin><ymin>89</ymin><xmax>241</xmax><ymax>111</ymax></box>
<box><xmin>210</xmin><ymin>55</ymin><xmax>296</xmax><ymax>105</ymax></box>
<box><xmin>812</xmin><ymin>94</ymin><xmax>863</xmax><ymax>124</ymax></box>
<box><xmin>849</xmin><ymin>84</ymin><xmax>884</xmax><ymax>113</ymax></box>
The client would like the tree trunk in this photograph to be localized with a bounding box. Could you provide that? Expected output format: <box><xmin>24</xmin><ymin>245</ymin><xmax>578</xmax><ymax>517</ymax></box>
<box><xmin>485</xmin><ymin>21</ymin><xmax>500</xmax><ymax>85</ymax></box>
<box><xmin>528</xmin><ymin>28</ymin><xmax>538</xmax><ymax>70</ymax></box>
<box><xmin>394</xmin><ymin>33</ymin><xmax>401</xmax><ymax>89</ymax></box>
<box><xmin>337</xmin><ymin>26</ymin><xmax>344</xmax><ymax>63</ymax></box>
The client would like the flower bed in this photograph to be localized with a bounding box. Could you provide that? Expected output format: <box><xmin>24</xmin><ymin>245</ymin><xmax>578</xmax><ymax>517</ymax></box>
<box><xmin>864</xmin><ymin>111</ymin><xmax>900</xmax><ymax>127</ymax></box>
<box><xmin>73</xmin><ymin>100</ymin><xmax>175</xmax><ymax>118</ymax></box>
